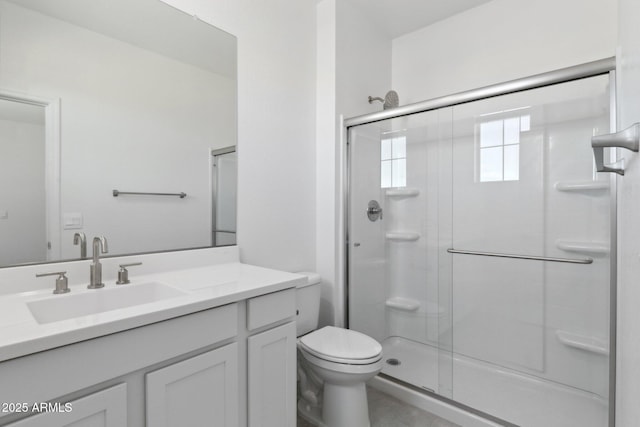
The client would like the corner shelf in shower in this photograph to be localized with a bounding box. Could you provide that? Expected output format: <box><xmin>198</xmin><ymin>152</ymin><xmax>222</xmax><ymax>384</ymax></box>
<box><xmin>385</xmin><ymin>298</ymin><xmax>446</xmax><ymax>317</ymax></box>
<box><xmin>386</xmin><ymin>232</ymin><xmax>420</xmax><ymax>242</ymax></box>
<box><xmin>554</xmin><ymin>181</ymin><xmax>609</xmax><ymax>192</ymax></box>
<box><xmin>385</xmin><ymin>188</ymin><xmax>420</xmax><ymax>198</ymax></box>
<box><xmin>555</xmin><ymin>239</ymin><xmax>609</xmax><ymax>255</ymax></box>
<box><xmin>556</xmin><ymin>330</ymin><xmax>608</xmax><ymax>356</ymax></box>
<box><xmin>385</xmin><ymin>297</ymin><xmax>420</xmax><ymax>312</ymax></box>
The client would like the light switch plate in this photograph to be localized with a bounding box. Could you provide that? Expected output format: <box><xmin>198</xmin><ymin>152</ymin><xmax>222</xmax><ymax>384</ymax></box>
<box><xmin>63</xmin><ymin>212</ymin><xmax>83</xmax><ymax>229</ymax></box>
<box><xmin>0</xmin><ymin>210</ymin><xmax>7</xmax><ymax>220</ymax></box>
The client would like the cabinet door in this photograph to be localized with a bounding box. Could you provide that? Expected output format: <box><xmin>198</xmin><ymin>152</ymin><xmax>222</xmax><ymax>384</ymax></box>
<box><xmin>6</xmin><ymin>384</ymin><xmax>126</xmax><ymax>427</ymax></box>
<box><xmin>248</xmin><ymin>321</ymin><xmax>296</xmax><ymax>427</ymax></box>
<box><xmin>146</xmin><ymin>343</ymin><xmax>238</xmax><ymax>427</ymax></box>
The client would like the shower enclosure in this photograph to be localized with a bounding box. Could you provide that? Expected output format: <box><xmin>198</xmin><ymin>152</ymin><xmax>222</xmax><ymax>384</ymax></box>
<box><xmin>346</xmin><ymin>59</ymin><xmax>616</xmax><ymax>427</ymax></box>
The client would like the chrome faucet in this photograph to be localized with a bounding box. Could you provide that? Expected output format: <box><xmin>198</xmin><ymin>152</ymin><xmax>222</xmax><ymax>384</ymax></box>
<box><xmin>88</xmin><ymin>236</ymin><xmax>108</xmax><ymax>289</ymax></box>
<box><xmin>73</xmin><ymin>232</ymin><xmax>87</xmax><ymax>259</ymax></box>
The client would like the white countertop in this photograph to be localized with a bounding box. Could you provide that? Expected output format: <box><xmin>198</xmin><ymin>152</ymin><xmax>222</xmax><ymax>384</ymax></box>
<box><xmin>0</xmin><ymin>262</ymin><xmax>305</xmax><ymax>362</ymax></box>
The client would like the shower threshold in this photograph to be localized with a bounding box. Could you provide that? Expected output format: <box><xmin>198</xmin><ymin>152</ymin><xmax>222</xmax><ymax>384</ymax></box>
<box><xmin>380</xmin><ymin>336</ymin><xmax>607</xmax><ymax>427</ymax></box>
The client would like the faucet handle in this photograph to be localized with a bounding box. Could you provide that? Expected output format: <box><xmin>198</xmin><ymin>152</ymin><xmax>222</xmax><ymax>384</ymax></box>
<box><xmin>116</xmin><ymin>262</ymin><xmax>142</xmax><ymax>285</ymax></box>
<box><xmin>36</xmin><ymin>271</ymin><xmax>70</xmax><ymax>294</ymax></box>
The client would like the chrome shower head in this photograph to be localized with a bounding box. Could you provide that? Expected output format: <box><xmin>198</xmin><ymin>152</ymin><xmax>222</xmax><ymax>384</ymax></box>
<box><xmin>383</xmin><ymin>90</ymin><xmax>399</xmax><ymax>109</ymax></box>
<box><xmin>368</xmin><ymin>90</ymin><xmax>399</xmax><ymax>110</ymax></box>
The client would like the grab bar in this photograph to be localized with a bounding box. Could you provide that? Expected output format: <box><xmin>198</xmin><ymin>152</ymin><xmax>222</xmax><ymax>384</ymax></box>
<box><xmin>113</xmin><ymin>189</ymin><xmax>186</xmax><ymax>198</ymax></box>
<box><xmin>446</xmin><ymin>249</ymin><xmax>593</xmax><ymax>264</ymax></box>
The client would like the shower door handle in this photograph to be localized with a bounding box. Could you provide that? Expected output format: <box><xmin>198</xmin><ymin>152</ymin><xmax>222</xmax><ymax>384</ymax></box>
<box><xmin>592</xmin><ymin>123</ymin><xmax>640</xmax><ymax>175</ymax></box>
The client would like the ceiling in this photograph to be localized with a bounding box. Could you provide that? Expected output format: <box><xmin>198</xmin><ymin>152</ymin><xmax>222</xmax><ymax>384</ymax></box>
<box><xmin>344</xmin><ymin>0</ymin><xmax>494</xmax><ymax>38</ymax></box>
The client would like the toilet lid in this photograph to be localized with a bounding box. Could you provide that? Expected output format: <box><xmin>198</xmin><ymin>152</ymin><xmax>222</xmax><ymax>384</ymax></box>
<box><xmin>299</xmin><ymin>326</ymin><xmax>382</xmax><ymax>364</ymax></box>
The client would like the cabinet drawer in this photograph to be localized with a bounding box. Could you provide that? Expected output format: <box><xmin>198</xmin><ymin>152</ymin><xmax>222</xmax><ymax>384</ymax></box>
<box><xmin>247</xmin><ymin>288</ymin><xmax>295</xmax><ymax>331</ymax></box>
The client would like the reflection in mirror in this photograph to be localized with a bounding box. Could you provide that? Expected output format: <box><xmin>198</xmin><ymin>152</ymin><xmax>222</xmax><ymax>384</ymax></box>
<box><xmin>0</xmin><ymin>99</ymin><xmax>45</xmax><ymax>265</ymax></box>
<box><xmin>211</xmin><ymin>147</ymin><xmax>237</xmax><ymax>247</ymax></box>
<box><xmin>0</xmin><ymin>0</ymin><xmax>237</xmax><ymax>268</ymax></box>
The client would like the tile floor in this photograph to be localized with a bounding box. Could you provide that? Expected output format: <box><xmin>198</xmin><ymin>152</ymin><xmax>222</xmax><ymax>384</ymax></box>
<box><xmin>297</xmin><ymin>386</ymin><xmax>461</xmax><ymax>427</ymax></box>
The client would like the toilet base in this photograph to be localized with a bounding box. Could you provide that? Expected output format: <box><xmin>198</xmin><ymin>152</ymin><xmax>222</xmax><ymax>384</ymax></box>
<box><xmin>297</xmin><ymin>398</ymin><xmax>327</xmax><ymax>427</ymax></box>
<box><xmin>322</xmin><ymin>381</ymin><xmax>371</xmax><ymax>427</ymax></box>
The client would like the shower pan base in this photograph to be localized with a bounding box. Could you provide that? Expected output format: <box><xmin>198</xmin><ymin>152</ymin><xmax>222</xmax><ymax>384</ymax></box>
<box><xmin>381</xmin><ymin>337</ymin><xmax>439</xmax><ymax>392</ymax></box>
<box><xmin>379</xmin><ymin>337</ymin><xmax>607</xmax><ymax>427</ymax></box>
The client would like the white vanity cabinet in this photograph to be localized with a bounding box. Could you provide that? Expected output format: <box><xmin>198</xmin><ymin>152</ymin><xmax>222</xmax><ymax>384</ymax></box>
<box><xmin>0</xmin><ymin>285</ymin><xmax>298</xmax><ymax>427</ymax></box>
<box><xmin>246</xmin><ymin>289</ymin><xmax>297</xmax><ymax>427</ymax></box>
<box><xmin>146</xmin><ymin>343</ymin><xmax>239</xmax><ymax>427</ymax></box>
<box><xmin>5</xmin><ymin>384</ymin><xmax>127</xmax><ymax>427</ymax></box>
<box><xmin>0</xmin><ymin>304</ymin><xmax>238</xmax><ymax>427</ymax></box>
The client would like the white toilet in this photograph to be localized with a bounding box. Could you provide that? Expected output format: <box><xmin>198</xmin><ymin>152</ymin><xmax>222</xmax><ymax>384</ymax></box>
<box><xmin>295</xmin><ymin>272</ymin><xmax>383</xmax><ymax>427</ymax></box>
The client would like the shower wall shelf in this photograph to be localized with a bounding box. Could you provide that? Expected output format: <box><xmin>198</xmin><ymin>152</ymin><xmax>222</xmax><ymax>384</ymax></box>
<box><xmin>554</xmin><ymin>181</ymin><xmax>609</xmax><ymax>192</ymax></box>
<box><xmin>555</xmin><ymin>240</ymin><xmax>609</xmax><ymax>255</ymax></box>
<box><xmin>385</xmin><ymin>188</ymin><xmax>420</xmax><ymax>198</ymax></box>
<box><xmin>385</xmin><ymin>298</ymin><xmax>446</xmax><ymax>317</ymax></box>
<box><xmin>386</xmin><ymin>232</ymin><xmax>420</xmax><ymax>242</ymax></box>
<box><xmin>556</xmin><ymin>330</ymin><xmax>608</xmax><ymax>356</ymax></box>
<box><xmin>385</xmin><ymin>297</ymin><xmax>420</xmax><ymax>312</ymax></box>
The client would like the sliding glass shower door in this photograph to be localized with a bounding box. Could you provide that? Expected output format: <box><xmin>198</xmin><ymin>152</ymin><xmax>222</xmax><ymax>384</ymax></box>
<box><xmin>348</xmin><ymin>108</ymin><xmax>454</xmax><ymax>397</ymax></box>
<box><xmin>347</xmin><ymin>73</ymin><xmax>613</xmax><ymax>427</ymax></box>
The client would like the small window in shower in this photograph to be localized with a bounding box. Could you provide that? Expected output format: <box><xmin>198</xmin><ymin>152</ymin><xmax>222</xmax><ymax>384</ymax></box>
<box><xmin>381</xmin><ymin>136</ymin><xmax>406</xmax><ymax>188</ymax></box>
<box><xmin>478</xmin><ymin>114</ymin><xmax>529</xmax><ymax>182</ymax></box>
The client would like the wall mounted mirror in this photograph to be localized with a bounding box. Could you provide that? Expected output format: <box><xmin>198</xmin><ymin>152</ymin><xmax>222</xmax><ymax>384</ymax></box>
<box><xmin>0</xmin><ymin>0</ymin><xmax>237</xmax><ymax>267</ymax></box>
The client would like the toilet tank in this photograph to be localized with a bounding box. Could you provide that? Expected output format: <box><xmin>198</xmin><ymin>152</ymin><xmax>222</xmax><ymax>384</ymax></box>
<box><xmin>295</xmin><ymin>272</ymin><xmax>321</xmax><ymax>336</ymax></box>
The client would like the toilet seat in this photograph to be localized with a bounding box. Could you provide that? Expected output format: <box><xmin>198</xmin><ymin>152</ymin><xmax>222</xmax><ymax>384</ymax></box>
<box><xmin>299</xmin><ymin>326</ymin><xmax>382</xmax><ymax>365</ymax></box>
<box><xmin>299</xmin><ymin>346</ymin><xmax>383</xmax><ymax>376</ymax></box>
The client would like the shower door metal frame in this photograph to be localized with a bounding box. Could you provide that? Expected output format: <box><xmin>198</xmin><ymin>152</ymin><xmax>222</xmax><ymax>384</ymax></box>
<box><xmin>211</xmin><ymin>145</ymin><xmax>237</xmax><ymax>247</ymax></box>
<box><xmin>607</xmin><ymin>69</ymin><xmax>618</xmax><ymax>427</ymax></box>
<box><xmin>344</xmin><ymin>56</ymin><xmax>618</xmax><ymax>426</ymax></box>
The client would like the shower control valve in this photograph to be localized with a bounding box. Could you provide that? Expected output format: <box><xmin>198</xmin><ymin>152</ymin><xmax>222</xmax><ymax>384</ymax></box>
<box><xmin>367</xmin><ymin>200</ymin><xmax>383</xmax><ymax>222</ymax></box>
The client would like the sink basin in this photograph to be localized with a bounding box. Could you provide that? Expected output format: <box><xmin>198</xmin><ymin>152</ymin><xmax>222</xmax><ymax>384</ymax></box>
<box><xmin>27</xmin><ymin>282</ymin><xmax>187</xmax><ymax>324</ymax></box>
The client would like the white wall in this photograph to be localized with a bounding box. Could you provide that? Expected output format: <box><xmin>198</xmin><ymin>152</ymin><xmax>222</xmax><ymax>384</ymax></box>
<box><xmin>315</xmin><ymin>0</ymin><xmax>339</xmax><ymax>327</ymax></box>
<box><xmin>316</xmin><ymin>0</ymin><xmax>392</xmax><ymax>325</ymax></box>
<box><xmin>335</xmin><ymin>1</ymin><xmax>392</xmax><ymax>119</ymax></box>
<box><xmin>161</xmin><ymin>0</ymin><xmax>317</xmax><ymax>275</ymax></box>
<box><xmin>392</xmin><ymin>0</ymin><xmax>618</xmax><ymax>103</ymax></box>
<box><xmin>0</xmin><ymin>116</ymin><xmax>45</xmax><ymax>265</ymax></box>
<box><xmin>615</xmin><ymin>0</ymin><xmax>640</xmax><ymax>424</ymax></box>
<box><xmin>0</xmin><ymin>1</ymin><xmax>236</xmax><ymax>259</ymax></box>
